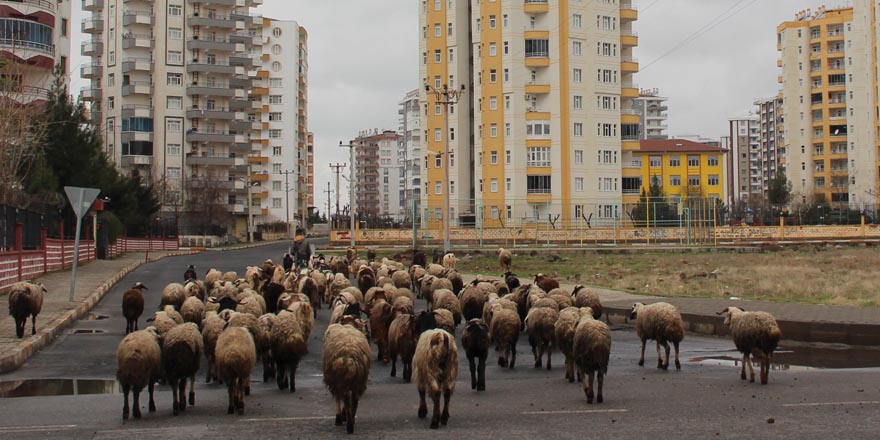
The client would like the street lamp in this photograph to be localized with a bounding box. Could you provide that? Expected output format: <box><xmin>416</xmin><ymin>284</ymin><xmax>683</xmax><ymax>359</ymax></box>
<box><xmin>425</xmin><ymin>83</ymin><xmax>466</xmax><ymax>253</ymax></box>
<box><xmin>339</xmin><ymin>141</ymin><xmax>356</xmax><ymax>247</ymax></box>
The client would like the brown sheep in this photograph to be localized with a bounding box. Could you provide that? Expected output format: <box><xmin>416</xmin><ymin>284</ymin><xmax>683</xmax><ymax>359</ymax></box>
<box><xmin>717</xmin><ymin>306</ymin><xmax>781</xmax><ymax>384</ymax></box>
<box><xmin>497</xmin><ymin>247</ymin><xmax>513</xmax><ymax>272</ymax></box>
<box><xmin>162</xmin><ymin>323</ymin><xmax>203</xmax><ymax>415</ymax></box>
<box><xmin>116</xmin><ymin>327</ymin><xmax>162</xmax><ymax>419</ymax></box>
<box><xmin>201</xmin><ymin>311</ymin><xmax>225</xmax><ymax>384</ymax></box>
<box><xmin>7</xmin><ymin>281</ymin><xmax>45</xmax><ymax>338</ymax></box>
<box><xmin>461</xmin><ymin>319</ymin><xmax>491</xmax><ymax>391</ymax></box>
<box><xmin>216</xmin><ymin>326</ymin><xmax>257</xmax><ymax>415</ymax></box>
<box><xmin>370</xmin><ymin>298</ymin><xmax>394</xmax><ymax>363</ymax></box>
<box><xmin>160</xmin><ymin>283</ymin><xmax>187</xmax><ymax>311</ymax></box>
<box><xmin>392</xmin><ymin>296</ymin><xmax>414</xmax><ymax>317</ymax></box>
<box><xmin>572</xmin><ymin>285</ymin><xmax>604</xmax><ymax>320</ymax></box>
<box><xmin>533</xmin><ymin>274</ymin><xmax>560</xmax><ymax>293</ymax></box>
<box><xmin>180</xmin><ymin>296</ymin><xmax>206</xmax><ymax>327</ymax></box>
<box><xmin>122</xmin><ymin>282</ymin><xmax>148</xmax><ymax>334</ymax></box>
<box><xmin>489</xmin><ymin>307</ymin><xmax>520</xmax><ymax>368</ymax></box>
<box><xmin>388</xmin><ymin>313</ymin><xmax>418</xmax><ymax>381</ymax></box>
<box><xmin>630</xmin><ymin>302</ymin><xmax>685</xmax><ymax>371</ymax></box>
<box><xmin>573</xmin><ymin>312</ymin><xmax>611</xmax><ymax>404</ymax></box>
<box><xmin>413</xmin><ymin>329</ymin><xmax>459</xmax><ymax>429</ymax></box>
<box><xmin>272</xmin><ymin>310</ymin><xmax>308</xmax><ymax>392</ymax></box>
<box><xmin>323</xmin><ymin>322</ymin><xmax>371</xmax><ymax>434</ymax></box>
<box><xmin>432</xmin><ymin>289</ymin><xmax>462</xmax><ymax>327</ymax></box>
<box><xmin>526</xmin><ymin>306</ymin><xmax>559</xmax><ymax>369</ymax></box>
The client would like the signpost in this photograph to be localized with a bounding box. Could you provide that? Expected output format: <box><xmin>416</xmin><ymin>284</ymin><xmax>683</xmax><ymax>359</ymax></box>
<box><xmin>64</xmin><ymin>186</ymin><xmax>100</xmax><ymax>302</ymax></box>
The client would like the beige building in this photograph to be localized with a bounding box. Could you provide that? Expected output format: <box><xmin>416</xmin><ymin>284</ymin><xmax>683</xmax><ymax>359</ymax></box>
<box><xmin>778</xmin><ymin>4</ymin><xmax>879</xmax><ymax>207</ymax></box>
<box><xmin>420</xmin><ymin>0</ymin><xmax>639</xmax><ymax>228</ymax></box>
<box><xmin>79</xmin><ymin>0</ymin><xmax>311</xmax><ymax>239</ymax></box>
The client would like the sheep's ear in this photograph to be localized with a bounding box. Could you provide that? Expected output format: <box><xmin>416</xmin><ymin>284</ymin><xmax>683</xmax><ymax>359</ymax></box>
<box><xmin>208</xmin><ymin>297</ymin><xmax>218</xmax><ymax>303</ymax></box>
<box><xmin>715</xmin><ymin>308</ymin><xmax>729</xmax><ymax>316</ymax></box>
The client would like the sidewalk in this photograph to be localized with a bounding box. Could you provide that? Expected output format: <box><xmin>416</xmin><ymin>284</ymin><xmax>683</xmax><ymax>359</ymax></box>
<box><xmin>0</xmin><ymin>250</ymin><xmax>194</xmax><ymax>374</ymax></box>
<box><xmin>464</xmin><ymin>275</ymin><xmax>880</xmax><ymax>346</ymax></box>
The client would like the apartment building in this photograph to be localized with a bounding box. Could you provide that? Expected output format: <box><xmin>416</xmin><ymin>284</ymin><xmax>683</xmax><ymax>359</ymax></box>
<box><xmin>1</xmin><ymin>0</ymin><xmax>70</xmax><ymax>104</ymax></box>
<box><xmin>726</xmin><ymin>114</ymin><xmax>760</xmax><ymax>204</ymax></box>
<box><xmin>398</xmin><ymin>89</ymin><xmax>422</xmax><ymax>221</ymax></box>
<box><xmin>79</xmin><ymin>0</ymin><xmax>311</xmax><ymax>239</ymax></box>
<box><xmin>624</xmin><ymin>139</ymin><xmax>728</xmax><ymax>207</ymax></box>
<box><xmin>632</xmin><ymin>89</ymin><xmax>668</xmax><ymax>139</ymax></box>
<box><xmin>754</xmin><ymin>95</ymin><xmax>785</xmax><ymax>196</ymax></box>
<box><xmin>420</xmin><ymin>0</ymin><xmax>639</xmax><ymax>228</ymax></box>
<box><xmin>349</xmin><ymin>130</ymin><xmax>402</xmax><ymax>222</ymax></box>
<box><xmin>778</xmin><ymin>3</ymin><xmax>879</xmax><ymax>207</ymax></box>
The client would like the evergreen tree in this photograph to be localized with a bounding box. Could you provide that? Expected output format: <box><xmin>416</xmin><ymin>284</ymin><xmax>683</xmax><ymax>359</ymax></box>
<box><xmin>768</xmin><ymin>169</ymin><xmax>792</xmax><ymax>206</ymax></box>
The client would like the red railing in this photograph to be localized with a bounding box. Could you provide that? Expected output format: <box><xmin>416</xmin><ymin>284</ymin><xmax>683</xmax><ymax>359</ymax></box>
<box><xmin>0</xmin><ymin>224</ymin><xmax>178</xmax><ymax>290</ymax></box>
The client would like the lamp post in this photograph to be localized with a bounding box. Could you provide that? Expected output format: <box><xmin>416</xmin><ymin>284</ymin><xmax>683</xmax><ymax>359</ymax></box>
<box><xmin>425</xmin><ymin>83</ymin><xmax>466</xmax><ymax>253</ymax></box>
<box><xmin>339</xmin><ymin>141</ymin><xmax>356</xmax><ymax>247</ymax></box>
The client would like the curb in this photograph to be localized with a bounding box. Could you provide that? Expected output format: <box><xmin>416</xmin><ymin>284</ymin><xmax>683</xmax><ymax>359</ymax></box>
<box><xmin>0</xmin><ymin>250</ymin><xmax>199</xmax><ymax>374</ymax></box>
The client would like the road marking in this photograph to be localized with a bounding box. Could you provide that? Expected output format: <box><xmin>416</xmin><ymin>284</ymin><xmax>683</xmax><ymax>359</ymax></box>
<box><xmin>0</xmin><ymin>425</ymin><xmax>77</xmax><ymax>433</ymax></box>
<box><xmin>240</xmin><ymin>416</ymin><xmax>335</xmax><ymax>422</ymax></box>
<box><xmin>783</xmin><ymin>401</ymin><xmax>880</xmax><ymax>408</ymax></box>
<box><xmin>521</xmin><ymin>409</ymin><xmax>628</xmax><ymax>415</ymax></box>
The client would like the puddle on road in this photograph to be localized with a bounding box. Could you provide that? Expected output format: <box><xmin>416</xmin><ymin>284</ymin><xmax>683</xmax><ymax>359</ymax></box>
<box><xmin>0</xmin><ymin>379</ymin><xmax>118</xmax><ymax>398</ymax></box>
<box><xmin>82</xmin><ymin>314</ymin><xmax>109</xmax><ymax>321</ymax></box>
<box><xmin>71</xmin><ymin>329</ymin><xmax>106</xmax><ymax>334</ymax></box>
<box><xmin>688</xmin><ymin>345</ymin><xmax>880</xmax><ymax>370</ymax></box>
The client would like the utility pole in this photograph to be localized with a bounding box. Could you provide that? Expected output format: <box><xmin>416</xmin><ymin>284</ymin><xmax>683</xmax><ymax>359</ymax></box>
<box><xmin>278</xmin><ymin>170</ymin><xmax>296</xmax><ymax>239</ymax></box>
<box><xmin>330</xmin><ymin>163</ymin><xmax>346</xmax><ymax>229</ymax></box>
<box><xmin>324</xmin><ymin>182</ymin><xmax>332</xmax><ymax>226</ymax></box>
<box><xmin>246</xmin><ymin>164</ymin><xmax>254</xmax><ymax>243</ymax></box>
<box><xmin>339</xmin><ymin>141</ymin><xmax>356</xmax><ymax>248</ymax></box>
<box><xmin>425</xmin><ymin>83</ymin><xmax>466</xmax><ymax>253</ymax></box>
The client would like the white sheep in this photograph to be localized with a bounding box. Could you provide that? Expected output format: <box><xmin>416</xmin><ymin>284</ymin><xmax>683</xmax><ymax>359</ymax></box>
<box><xmin>628</xmin><ymin>302</ymin><xmax>684</xmax><ymax>370</ymax></box>
<box><xmin>322</xmin><ymin>322</ymin><xmax>371</xmax><ymax>434</ymax></box>
<box><xmin>573</xmin><ymin>311</ymin><xmax>611</xmax><ymax>404</ymax></box>
<box><xmin>717</xmin><ymin>306</ymin><xmax>782</xmax><ymax>384</ymax></box>
<box><xmin>413</xmin><ymin>329</ymin><xmax>459</xmax><ymax>429</ymax></box>
<box><xmin>497</xmin><ymin>247</ymin><xmax>512</xmax><ymax>272</ymax></box>
<box><xmin>201</xmin><ymin>310</ymin><xmax>225</xmax><ymax>384</ymax></box>
<box><xmin>526</xmin><ymin>306</ymin><xmax>559</xmax><ymax>369</ymax></box>
<box><xmin>116</xmin><ymin>327</ymin><xmax>162</xmax><ymax>419</ymax></box>
<box><xmin>7</xmin><ymin>281</ymin><xmax>45</xmax><ymax>338</ymax></box>
<box><xmin>180</xmin><ymin>296</ymin><xmax>205</xmax><ymax>326</ymax></box>
<box><xmin>160</xmin><ymin>283</ymin><xmax>186</xmax><ymax>311</ymax></box>
<box><xmin>555</xmin><ymin>307</ymin><xmax>593</xmax><ymax>383</ymax></box>
<box><xmin>272</xmin><ymin>309</ymin><xmax>308</xmax><ymax>392</ymax></box>
<box><xmin>489</xmin><ymin>307</ymin><xmax>520</xmax><ymax>368</ymax></box>
<box><xmin>441</xmin><ymin>252</ymin><xmax>457</xmax><ymax>271</ymax></box>
<box><xmin>215</xmin><ymin>326</ymin><xmax>257</xmax><ymax>415</ymax></box>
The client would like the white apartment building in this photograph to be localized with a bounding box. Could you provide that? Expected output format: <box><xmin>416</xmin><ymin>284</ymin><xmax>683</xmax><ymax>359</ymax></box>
<box><xmin>398</xmin><ymin>89</ymin><xmax>422</xmax><ymax>221</ymax></box>
<box><xmin>632</xmin><ymin>89</ymin><xmax>668</xmax><ymax>139</ymax></box>
<box><xmin>1</xmin><ymin>0</ymin><xmax>70</xmax><ymax>103</ymax></box>
<box><xmin>79</xmin><ymin>0</ymin><xmax>311</xmax><ymax>239</ymax></box>
<box><xmin>726</xmin><ymin>114</ymin><xmax>760</xmax><ymax>204</ymax></box>
<box><xmin>754</xmin><ymin>95</ymin><xmax>785</xmax><ymax>196</ymax></box>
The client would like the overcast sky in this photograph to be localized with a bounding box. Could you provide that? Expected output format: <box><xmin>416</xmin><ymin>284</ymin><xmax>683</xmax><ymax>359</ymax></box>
<box><xmin>71</xmin><ymin>0</ymin><xmax>824</xmax><ymax>213</ymax></box>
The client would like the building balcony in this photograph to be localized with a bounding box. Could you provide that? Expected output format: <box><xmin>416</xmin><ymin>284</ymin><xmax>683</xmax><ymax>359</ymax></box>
<box><xmin>120</xmin><ymin>155</ymin><xmax>153</xmax><ymax>167</ymax></box>
<box><xmin>621</xmin><ymin>57</ymin><xmax>639</xmax><ymax>72</ymax></box>
<box><xmin>524</xmin><ymin>83</ymin><xmax>551</xmax><ymax>94</ymax></box>
<box><xmin>121</xmin><ymin>57</ymin><xmax>153</xmax><ymax>72</ymax></box>
<box><xmin>187</xmin><ymin>129</ymin><xmax>238</xmax><ymax>143</ymax></box>
<box><xmin>229</xmin><ymin>32</ymin><xmax>260</xmax><ymax>46</ymax></box>
<box><xmin>229</xmin><ymin>53</ymin><xmax>259</xmax><ymax>68</ymax></box>
<box><xmin>230</xmin><ymin>120</ymin><xmax>261</xmax><ymax>131</ymax></box>
<box><xmin>230</xmin><ymin>98</ymin><xmax>262</xmax><ymax>110</ymax></box>
<box><xmin>82</xmin><ymin>0</ymin><xmax>102</xmax><ymax>12</ymax></box>
<box><xmin>620</xmin><ymin>1</ymin><xmax>638</xmax><ymax>22</ymax></box>
<box><xmin>122</xmin><ymin>10</ymin><xmax>153</xmax><ymax>26</ymax></box>
<box><xmin>188</xmin><ymin>36</ymin><xmax>243</xmax><ymax>52</ymax></box>
<box><xmin>621</xmin><ymin>84</ymin><xmax>639</xmax><ymax>98</ymax></box>
<box><xmin>621</xmin><ymin>30</ymin><xmax>638</xmax><ymax>47</ymax></box>
<box><xmin>187</xmin><ymin>14</ymin><xmax>241</xmax><ymax>29</ymax></box>
<box><xmin>81</xmin><ymin>39</ymin><xmax>102</xmax><ymax>56</ymax></box>
<box><xmin>186</xmin><ymin>107</ymin><xmax>241</xmax><ymax>120</ymax></box>
<box><xmin>122</xmin><ymin>33</ymin><xmax>154</xmax><ymax>49</ymax></box>
<box><xmin>121</xmin><ymin>104</ymin><xmax>153</xmax><ymax>119</ymax></box>
<box><xmin>186</xmin><ymin>82</ymin><xmax>238</xmax><ymax>97</ymax></box>
<box><xmin>186</xmin><ymin>61</ymin><xmax>238</xmax><ymax>75</ymax></box>
<box><xmin>80</xmin><ymin>62</ymin><xmax>102</xmax><ymax>79</ymax></box>
<box><xmin>81</xmin><ymin>17</ymin><xmax>104</xmax><ymax>33</ymax></box>
<box><xmin>525</xmin><ymin>52</ymin><xmax>550</xmax><ymax>67</ymax></box>
<box><xmin>121</xmin><ymin>81</ymin><xmax>153</xmax><ymax>96</ymax></box>
<box><xmin>121</xmin><ymin>131</ymin><xmax>153</xmax><ymax>143</ymax></box>
<box><xmin>80</xmin><ymin>87</ymin><xmax>101</xmax><ymax>101</ymax></box>
<box><xmin>229</xmin><ymin>76</ymin><xmax>253</xmax><ymax>89</ymax></box>
<box><xmin>523</xmin><ymin>0</ymin><xmax>549</xmax><ymax>14</ymax></box>
<box><xmin>185</xmin><ymin>153</ymin><xmax>236</xmax><ymax>167</ymax></box>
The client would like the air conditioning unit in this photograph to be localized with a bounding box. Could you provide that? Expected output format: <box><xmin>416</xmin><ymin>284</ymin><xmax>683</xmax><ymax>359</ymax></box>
<box><xmin>524</xmin><ymin>94</ymin><xmax>532</xmax><ymax>101</ymax></box>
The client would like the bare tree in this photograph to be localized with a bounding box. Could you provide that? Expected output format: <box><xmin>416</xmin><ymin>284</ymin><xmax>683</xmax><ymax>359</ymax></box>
<box><xmin>183</xmin><ymin>170</ymin><xmax>233</xmax><ymax>235</ymax></box>
<box><xmin>0</xmin><ymin>61</ymin><xmax>49</xmax><ymax>206</ymax></box>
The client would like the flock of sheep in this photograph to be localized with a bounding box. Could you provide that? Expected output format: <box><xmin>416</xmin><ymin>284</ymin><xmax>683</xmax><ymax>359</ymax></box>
<box><xmin>7</xmin><ymin>245</ymin><xmax>782</xmax><ymax>434</ymax></box>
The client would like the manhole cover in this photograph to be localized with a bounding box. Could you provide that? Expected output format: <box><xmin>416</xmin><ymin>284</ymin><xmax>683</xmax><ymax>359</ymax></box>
<box><xmin>72</xmin><ymin>329</ymin><xmax>105</xmax><ymax>334</ymax></box>
<box><xmin>83</xmin><ymin>314</ymin><xmax>109</xmax><ymax>321</ymax></box>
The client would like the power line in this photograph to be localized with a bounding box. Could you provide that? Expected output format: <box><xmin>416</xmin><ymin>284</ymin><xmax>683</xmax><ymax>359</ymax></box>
<box><xmin>641</xmin><ymin>0</ymin><xmax>759</xmax><ymax>72</ymax></box>
<box><xmin>641</xmin><ymin>0</ymin><xmax>661</xmax><ymax>13</ymax></box>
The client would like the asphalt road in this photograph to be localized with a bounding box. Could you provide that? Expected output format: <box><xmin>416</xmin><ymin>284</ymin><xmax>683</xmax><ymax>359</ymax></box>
<box><xmin>1</xmin><ymin>242</ymin><xmax>879</xmax><ymax>439</ymax></box>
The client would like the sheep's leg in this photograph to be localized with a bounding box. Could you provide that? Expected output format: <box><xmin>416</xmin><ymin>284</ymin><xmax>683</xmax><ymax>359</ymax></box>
<box><xmin>403</xmin><ymin>360</ymin><xmax>412</xmax><ymax>382</ymax></box>
<box><xmin>596</xmin><ymin>371</ymin><xmax>604</xmax><ymax>404</ymax></box>
<box><xmin>178</xmin><ymin>379</ymin><xmax>187</xmax><ymax>411</ymax></box>
<box><xmin>148</xmin><ymin>381</ymin><xmax>156</xmax><ymax>412</ymax></box>
<box><xmin>226</xmin><ymin>382</ymin><xmax>235</xmax><ymax>414</ymax></box>
<box><xmin>236</xmin><ymin>379</ymin><xmax>245</xmax><ymax>415</ymax></box>
<box><xmin>441</xmin><ymin>387</ymin><xmax>451</xmax><ymax>426</ymax></box>
<box><xmin>122</xmin><ymin>384</ymin><xmax>131</xmax><ymax>420</ymax></box>
<box><xmin>289</xmin><ymin>361</ymin><xmax>299</xmax><ymax>393</ymax></box>
<box><xmin>532</xmin><ymin>343</ymin><xmax>541</xmax><ymax>368</ymax></box>
<box><xmin>417</xmin><ymin>388</ymin><xmax>428</xmax><ymax>419</ymax></box>
<box><xmin>655</xmin><ymin>341</ymin><xmax>664</xmax><ymax>369</ymax></box>
<box><xmin>509</xmin><ymin>340</ymin><xmax>517</xmax><ymax>369</ymax></box>
<box><xmin>660</xmin><ymin>341</ymin><xmax>670</xmax><ymax>370</ymax></box>
<box><xmin>345</xmin><ymin>392</ymin><xmax>355</xmax><ymax>434</ymax></box>
<box><xmin>467</xmin><ymin>354</ymin><xmax>477</xmax><ymax>390</ymax></box>
<box><xmin>760</xmin><ymin>355</ymin><xmax>769</xmax><ymax>385</ymax></box>
<box><xmin>171</xmin><ymin>379</ymin><xmax>181</xmax><ymax>415</ymax></box>
<box><xmin>587</xmin><ymin>370</ymin><xmax>595</xmax><ymax>404</ymax></box>
<box><xmin>430</xmin><ymin>391</ymin><xmax>441</xmax><ymax>429</ymax></box>
<box><xmin>740</xmin><ymin>353</ymin><xmax>748</xmax><ymax>380</ymax></box>
<box><xmin>31</xmin><ymin>314</ymin><xmax>37</xmax><ymax>335</ymax></box>
<box><xmin>746</xmin><ymin>354</ymin><xmax>755</xmax><ymax>383</ymax></box>
<box><xmin>673</xmin><ymin>341</ymin><xmax>681</xmax><ymax>371</ymax></box>
<box><xmin>276</xmin><ymin>362</ymin><xmax>288</xmax><ymax>390</ymax></box>
<box><xmin>132</xmin><ymin>387</ymin><xmax>142</xmax><ymax>419</ymax></box>
<box><xmin>545</xmin><ymin>342</ymin><xmax>552</xmax><ymax>371</ymax></box>
<box><xmin>564</xmin><ymin>356</ymin><xmax>573</xmax><ymax>382</ymax></box>
<box><xmin>188</xmin><ymin>375</ymin><xmax>196</xmax><ymax>405</ymax></box>
<box><xmin>334</xmin><ymin>398</ymin><xmax>344</xmax><ymax>425</ymax></box>
<box><xmin>498</xmin><ymin>345</ymin><xmax>507</xmax><ymax>368</ymax></box>
<box><xmin>638</xmin><ymin>337</ymin><xmax>646</xmax><ymax>366</ymax></box>
<box><xmin>390</xmin><ymin>352</ymin><xmax>398</xmax><ymax>377</ymax></box>
<box><xmin>477</xmin><ymin>353</ymin><xmax>487</xmax><ymax>391</ymax></box>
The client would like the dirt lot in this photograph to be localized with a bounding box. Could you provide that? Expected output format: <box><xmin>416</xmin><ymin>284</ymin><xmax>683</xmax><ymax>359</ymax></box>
<box><xmin>451</xmin><ymin>245</ymin><xmax>880</xmax><ymax>307</ymax></box>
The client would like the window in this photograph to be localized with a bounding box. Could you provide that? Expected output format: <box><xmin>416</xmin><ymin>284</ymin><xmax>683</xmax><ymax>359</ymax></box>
<box><xmin>435</xmin><ymin>182</ymin><xmax>442</xmax><ymax>194</ymax></box>
<box><xmin>505</xmin><ymin>178</ymin><xmax>511</xmax><ymax>191</ymax></box>
<box><xmin>167</xmin><ymin>167</ymin><xmax>181</xmax><ymax>179</ymax></box>
<box><xmin>527</xmin><ymin>147</ymin><xmax>550</xmax><ymax>167</ymax></box>
<box><xmin>168</xmin><ymin>4</ymin><xmax>182</xmax><ymax>16</ymax></box>
<box><xmin>273</xmin><ymin>146</ymin><xmax>282</xmax><ymax>156</ymax></box>
<box><xmin>269</xmin><ymin>78</ymin><xmax>283</xmax><ymax>88</ymax></box>
<box><xmin>708</xmin><ymin>175</ymin><xmax>719</xmax><ymax>186</ymax></box>
<box><xmin>434</xmin><ymin>128</ymin><xmax>442</xmax><ymax>141</ymax></box>
<box><xmin>489</xmin><ymin>96</ymin><xmax>497</xmax><ymax>110</ymax></box>
<box><xmin>169</xmin><ymin>28</ymin><xmax>182</xmax><ymax>40</ymax></box>
<box><xmin>435</xmin><ymin>154</ymin><xmax>441</xmax><ymax>168</ymax></box>
<box><xmin>273</xmin><ymin>164</ymin><xmax>282</xmax><ymax>173</ymax></box>
<box><xmin>272</xmin><ymin>198</ymin><xmax>282</xmax><ymax>208</ymax></box>
<box><xmin>504</xmin><ymin>69</ymin><xmax>509</xmax><ymax>82</ymax></box>
<box><xmin>489</xmin><ymin>42</ymin><xmax>496</xmax><ymax>56</ymax></box>
<box><xmin>688</xmin><ymin>156</ymin><xmax>700</xmax><ymax>167</ymax></box>
<box><xmin>573</xmin><ymin>123</ymin><xmax>583</xmax><ymax>137</ymax></box>
<box><xmin>272</xmin><ymin>181</ymin><xmax>282</xmax><ymax>191</ymax></box>
<box><xmin>527</xmin><ymin>175</ymin><xmax>551</xmax><ymax>194</ymax></box>
<box><xmin>166</xmin><ymin>96</ymin><xmax>182</xmax><ymax>109</ymax></box>
<box><xmin>167</xmin><ymin>73</ymin><xmax>182</xmax><ymax>86</ymax></box>
<box><xmin>490</xmin><ymin>151</ymin><xmax>498</xmax><ymax>164</ymax></box>
<box><xmin>490</xmin><ymin>69</ymin><xmax>497</xmax><ymax>83</ymax></box>
<box><xmin>573</xmin><ymin>95</ymin><xmax>583</xmax><ymax>109</ymax></box>
<box><xmin>269</xmin><ymin>112</ymin><xmax>282</xmax><ymax>121</ymax></box>
<box><xmin>572</xmin><ymin>41</ymin><xmax>582</xmax><ymax>55</ymax></box>
<box><xmin>669</xmin><ymin>156</ymin><xmax>680</xmax><ymax>167</ymax></box>
<box><xmin>434</xmin><ymin>50</ymin><xmax>441</xmax><ymax>62</ymax></box>
<box><xmin>688</xmin><ymin>175</ymin><xmax>700</xmax><ymax>186</ymax></box>
<box><xmin>649</xmin><ymin>156</ymin><xmax>661</xmax><ymax>167</ymax></box>
<box><xmin>489</xmin><ymin>124</ymin><xmax>498</xmax><ymax>137</ymax></box>
<box><xmin>107</xmin><ymin>96</ymin><xmax>114</xmax><ymax>110</ymax></box>
<box><xmin>450</xmin><ymin>181</ymin><xmax>455</xmax><ymax>194</ymax></box>
<box><xmin>269</xmin><ymin>129</ymin><xmax>282</xmax><ymax>139</ymax></box>
<box><xmin>573</xmin><ymin>68</ymin><xmax>582</xmax><ymax>83</ymax></box>
<box><xmin>166</xmin><ymin>119</ymin><xmax>182</xmax><ymax>132</ymax></box>
<box><xmin>167</xmin><ymin>144</ymin><xmax>181</xmax><ymax>155</ymax></box>
<box><xmin>670</xmin><ymin>175</ymin><xmax>681</xmax><ymax>186</ymax></box>
<box><xmin>434</xmin><ymin>24</ymin><xmax>441</xmax><ymax>36</ymax></box>
<box><xmin>708</xmin><ymin>156</ymin><xmax>719</xmax><ymax>166</ymax></box>
<box><xmin>575</xmin><ymin>150</ymin><xmax>583</xmax><ymax>164</ymax></box>
<box><xmin>489</xmin><ymin>15</ymin><xmax>496</xmax><ymax>28</ymax></box>
<box><xmin>269</xmin><ymin>95</ymin><xmax>283</xmax><ymax>104</ymax></box>
<box><xmin>575</xmin><ymin>177</ymin><xmax>584</xmax><ymax>192</ymax></box>
<box><xmin>505</xmin><ymin>149</ymin><xmax>511</xmax><ymax>164</ymax></box>
<box><xmin>491</xmin><ymin>179</ymin><xmax>498</xmax><ymax>192</ymax></box>
<box><xmin>273</xmin><ymin>27</ymin><xmax>283</xmax><ymax>37</ymax></box>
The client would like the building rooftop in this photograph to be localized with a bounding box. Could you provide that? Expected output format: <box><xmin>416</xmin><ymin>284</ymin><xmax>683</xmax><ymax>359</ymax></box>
<box><xmin>637</xmin><ymin>139</ymin><xmax>728</xmax><ymax>154</ymax></box>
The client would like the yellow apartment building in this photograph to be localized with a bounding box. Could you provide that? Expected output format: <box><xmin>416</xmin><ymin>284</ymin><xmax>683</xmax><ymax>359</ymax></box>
<box><xmin>624</xmin><ymin>139</ymin><xmax>728</xmax><ymax>206</ymax></box>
